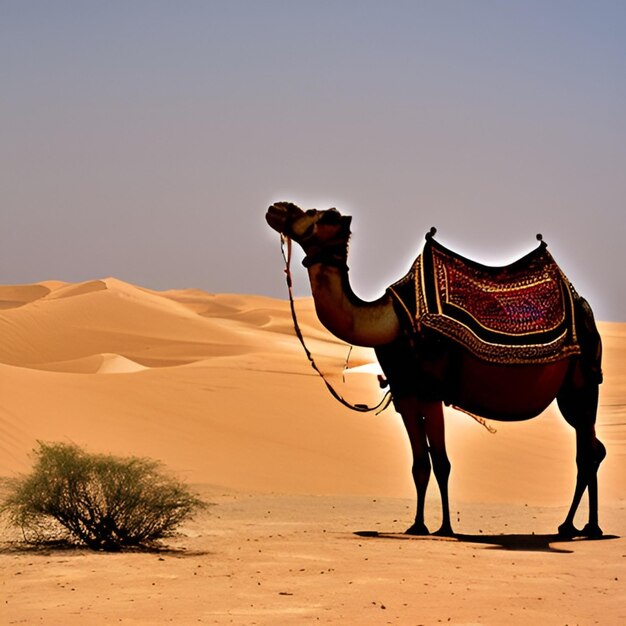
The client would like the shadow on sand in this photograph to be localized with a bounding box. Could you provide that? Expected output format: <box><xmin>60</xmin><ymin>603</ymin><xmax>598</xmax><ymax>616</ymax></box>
<box><xmin>353</xmin><ymin>530</ymin><xmax>620</xmax><ymax>554</ymax></box>
<box><xmin>0</xmin><ymin>540</ymin><xmax>212</xmax><ymax>557</ymax></box>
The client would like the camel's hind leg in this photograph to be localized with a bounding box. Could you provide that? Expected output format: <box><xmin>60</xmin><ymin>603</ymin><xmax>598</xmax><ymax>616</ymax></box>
<box><xmin>557</xmin><ymin>377</ymin><xmax>606</xmax><ymax>538</ymax></box>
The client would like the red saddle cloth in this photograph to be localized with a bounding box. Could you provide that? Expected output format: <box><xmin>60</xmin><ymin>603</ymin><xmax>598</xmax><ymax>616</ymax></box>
<box><xmin>388</xmin><ymin>236</ymin><xmax>581</xmax><ymax>365</ymax></box>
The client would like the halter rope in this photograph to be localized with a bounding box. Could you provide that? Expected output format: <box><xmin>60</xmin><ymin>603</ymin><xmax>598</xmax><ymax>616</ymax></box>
<box><xmin>280</xmin><ymin>234</ymin><xmax>392</xmax><ymax>415</ymax></box>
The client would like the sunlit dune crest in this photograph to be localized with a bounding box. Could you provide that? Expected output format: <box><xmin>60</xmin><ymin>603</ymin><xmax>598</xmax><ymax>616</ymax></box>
<box><xmin>0</xmin><ymin>283</ymin><xmax>52</xmax><ymax>309</ymax></box>
<box><xmin>344</xmin><ymin>362</ymin><xmax>385</xmax><ymax>376</ymax></box>
<box><xmin>29</xmin><ymin>353</ymin><xmax>148</xmax><ymax>375</ymax></box>
<box><xmin>44</xmin><ymin>279</ymin><xmax>109</xmax><ymax>300</ymax></box>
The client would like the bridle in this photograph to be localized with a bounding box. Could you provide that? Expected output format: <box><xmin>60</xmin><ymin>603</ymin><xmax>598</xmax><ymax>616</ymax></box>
<box><xmin>280</xmin><ymin>234</ymin><xmax>392</xmax><ymax>415</ymax></box>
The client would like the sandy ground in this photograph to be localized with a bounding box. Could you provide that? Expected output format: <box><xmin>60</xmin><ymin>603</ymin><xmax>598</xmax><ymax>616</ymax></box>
<box><xmin>1</xmin><ymin>279</ymin><xmax>624</xmax><ymax>624</ymax></box>
<box><xmin>3</xmin><ymin>491</ymin><xmax>625</xmax><ymax>625</ymax></box>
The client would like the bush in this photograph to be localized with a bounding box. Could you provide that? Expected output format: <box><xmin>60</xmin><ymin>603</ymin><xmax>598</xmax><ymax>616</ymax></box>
<box><xmin>2</xmin><ymin>442</ymin><xmax>205</xmax><ymax>551</ymax></box>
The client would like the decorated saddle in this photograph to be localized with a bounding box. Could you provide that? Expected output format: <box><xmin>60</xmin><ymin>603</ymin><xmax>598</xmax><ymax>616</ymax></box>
<box><xmin>388</xmin><ymin>232</ymin><xmax>582</xmax><ymax>365</ymax></box>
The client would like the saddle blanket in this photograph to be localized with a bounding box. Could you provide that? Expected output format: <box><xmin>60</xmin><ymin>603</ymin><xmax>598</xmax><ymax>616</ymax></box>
<box><xmin>388</xmin><ymin>236</ymin><xmax>582</xmax><ymax>365</ymax></box>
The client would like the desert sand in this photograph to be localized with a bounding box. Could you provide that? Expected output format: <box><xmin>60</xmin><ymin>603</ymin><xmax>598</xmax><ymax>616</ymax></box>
<box><xmin>1</xmin><ymin>278</ymin><xmax>624</xmax><ymax>624</ymax></box>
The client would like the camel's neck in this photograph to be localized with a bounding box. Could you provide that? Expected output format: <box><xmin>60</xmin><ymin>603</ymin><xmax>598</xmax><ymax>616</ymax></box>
<box><xmin>306</xmin><ymin>262</ymin><xmax>400</xmax><ymax>347</ymax></box>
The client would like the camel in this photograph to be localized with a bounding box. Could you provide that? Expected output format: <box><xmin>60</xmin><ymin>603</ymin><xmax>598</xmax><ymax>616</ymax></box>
<box><xmin>265</xmin><ymin>201</ymin><xmax>605</xmax><ymax>538</ymax></box>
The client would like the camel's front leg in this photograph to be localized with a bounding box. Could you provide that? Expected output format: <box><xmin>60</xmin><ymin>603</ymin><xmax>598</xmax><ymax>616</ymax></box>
<box><xmin>395</xmin><ymin>396</ymin><xmax>431</xmax><ymax>535</ymax></box>
<box><xmin>424</xmin><ymin>401</ymin><xmax>453</xmax><ymax>536</ymax></box>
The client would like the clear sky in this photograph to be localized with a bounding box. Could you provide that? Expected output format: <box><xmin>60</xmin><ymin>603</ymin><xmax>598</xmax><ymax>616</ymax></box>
<box><xmin>2</xmin><ymin>1</ymin><xmax>625</xmax><ymax>320</ymax></box>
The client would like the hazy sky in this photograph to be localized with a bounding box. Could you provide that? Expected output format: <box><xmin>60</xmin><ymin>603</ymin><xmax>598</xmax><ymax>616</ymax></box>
<box><xmin>2</xmin><ymin>1</ymin><xmax>625</xmax><ymax>320</ymax></box>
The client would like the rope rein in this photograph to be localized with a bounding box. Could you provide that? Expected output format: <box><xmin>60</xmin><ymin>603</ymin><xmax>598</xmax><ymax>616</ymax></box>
<box><xmin>280</xmin><ymin>235</ymin><xmax>393</xmax><ymax>415</ymax></box>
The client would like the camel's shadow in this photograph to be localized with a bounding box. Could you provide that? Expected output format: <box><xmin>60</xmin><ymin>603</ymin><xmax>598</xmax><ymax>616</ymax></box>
<box><xmin>353</xmin><ymin>530</ymin><xmax>620</xmax><ymax>554</ymax></box>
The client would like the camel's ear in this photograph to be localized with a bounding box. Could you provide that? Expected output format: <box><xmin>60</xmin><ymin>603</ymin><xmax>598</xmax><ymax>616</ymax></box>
<box><xmin>342</xmin><ymin>214</ymin><xmax>352</xmax><ymax>229</ymax></box>
<box><xmin>339</xmin><ymin>214</ymin><xmax>352</xmax><ymax>239</ymax></box>
<box><xmin>318</xmin><ymin>209</ymin><xmax>351</xmax><ymax>232</ymax></box>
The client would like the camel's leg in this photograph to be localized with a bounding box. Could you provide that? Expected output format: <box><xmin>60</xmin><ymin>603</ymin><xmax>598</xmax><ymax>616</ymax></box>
<box><xmin>395</xmin><ymin>396</ymin><xmax>431</xmax><ymax>535</ymax></box>
<box><xmin>423</xmin><ymin>401</ymin><xmax>453</xmax><ymax>536</ymax></box>
<box><xmin>557</xmin><ymin>380</ymin><xmax>605</xmax><ymax>538</ymax></box>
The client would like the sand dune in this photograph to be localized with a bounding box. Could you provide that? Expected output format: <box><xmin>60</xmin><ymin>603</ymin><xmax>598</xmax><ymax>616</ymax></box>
<box><xmin>30</xmin><ymin>353</ymin><xmax>148</xmax><ymax>374</ymax></box>
<box><xmin>0</xmin><ymin>278</ymin><xmax>295</xmax><ymax>368</ymax></box>
<box><xmin>1</xmin><ymin>278</ymin><xmax>624</xmax><ymax>624</ymax></box>
<box><xmin>1</xmin><ymin>278</ymin><xmax>623</xmax><ymax>505</ymax></box>
<box><xmin>44</xmin><ymin>279</ymin><xmax>109</xmax><ymax>300</ymax></box>
<box><xmin>0</xmin><ymin>283</ymin><xmax>52</xmax><ymax>309</ymax></box>
<box><xmin>0</xmin><ymin>279</ymin><xmax>381</xmax><ymax>493</ymax></box>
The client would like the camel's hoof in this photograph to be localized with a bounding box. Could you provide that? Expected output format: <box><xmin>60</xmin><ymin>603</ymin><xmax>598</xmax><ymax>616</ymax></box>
<box><xmin>405</xmin><ymin>522</ymin><xmax>430</xmax><ymax>536</ymax></box>
<box><xmin>432</xmin><ymin>525</ymin><xmax>455</xmax><ymax>537</ymax></box>
<box><xmin>557</xmin><ymin>522</ymin><xmax>581</xmax><ymax>539</ymax></box>
<box><xmin>581</xmin><ymin>523</ymin><xmax>603</xmax><ymax>538</ymax></box>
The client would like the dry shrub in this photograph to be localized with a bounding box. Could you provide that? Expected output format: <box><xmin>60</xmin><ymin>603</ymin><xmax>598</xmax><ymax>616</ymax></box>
<box><xmin>2</xmin><ymin>442</ymin><xmax>205</xmax><ymax>551</ymax></box>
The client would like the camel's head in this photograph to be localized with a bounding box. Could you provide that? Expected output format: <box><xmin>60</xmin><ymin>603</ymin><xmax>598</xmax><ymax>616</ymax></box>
<box><xmin>266</xmin><ymin>202</ymin><xmax>352</xmax><ymax>267</ymax></box>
